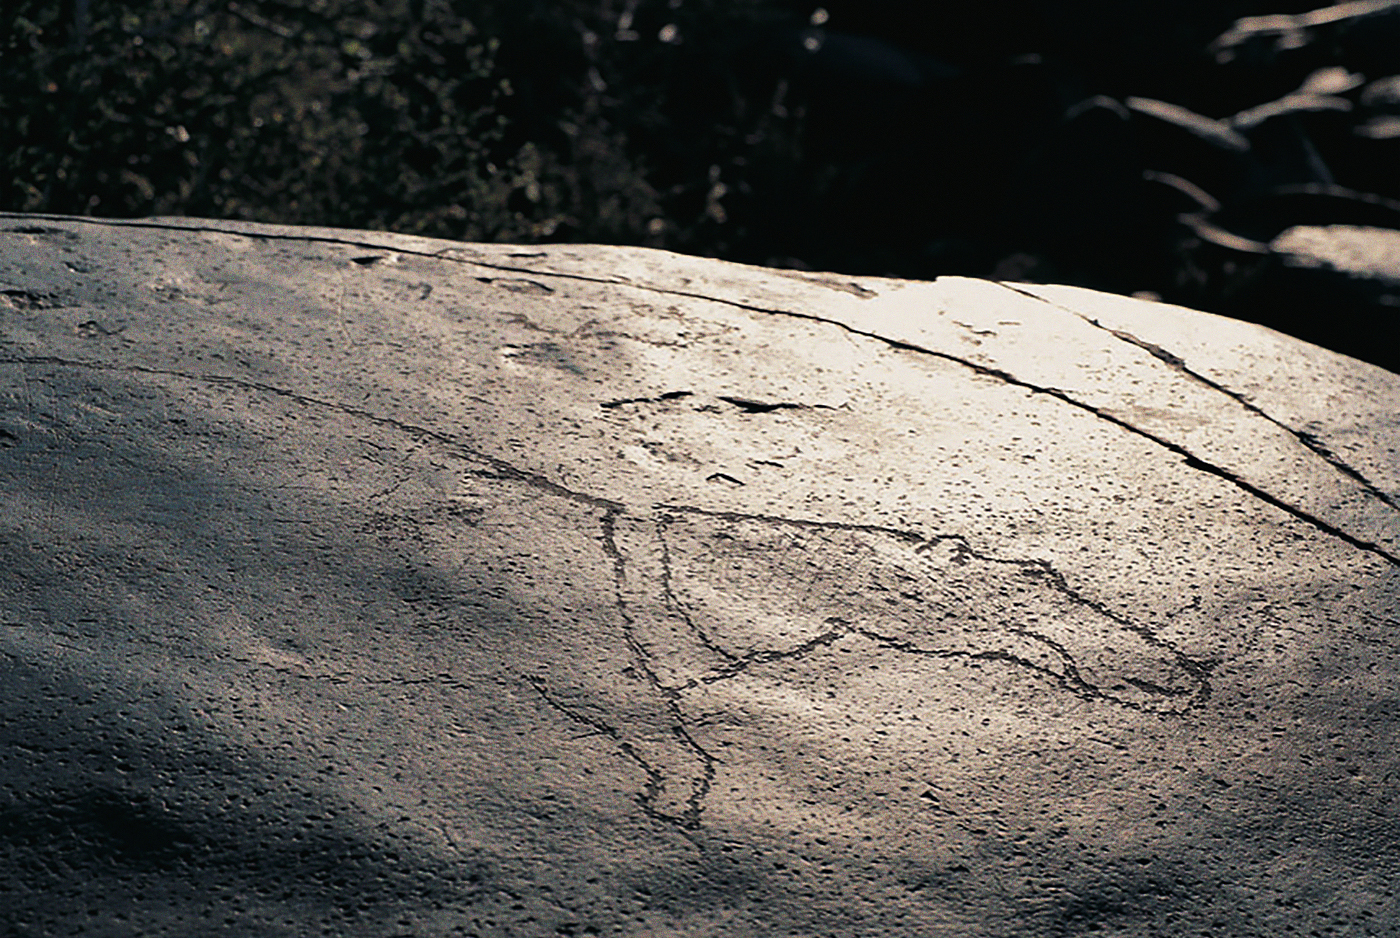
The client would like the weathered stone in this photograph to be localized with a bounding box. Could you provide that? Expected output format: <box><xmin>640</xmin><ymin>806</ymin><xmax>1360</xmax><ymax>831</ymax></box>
<box><xmin>1273</xmin><ymin>223</ymin><xmax>1400</xmax><ymax>285</ymax></box>
<box><xmin>2</xmin><ymin>214</ymin><xmax>1398</xmax><ymax>936</ymax></box>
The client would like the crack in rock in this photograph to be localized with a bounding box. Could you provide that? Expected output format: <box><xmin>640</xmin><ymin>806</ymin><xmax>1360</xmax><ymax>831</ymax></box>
<box><xmin>11</xmin><ymin>215</ymin><xmax>1395</xmax><ymax>567</ymax></box>
<box><xmin>998</xmin><ymin>282</ymin><xmax>1400</xmax><ymax>519</ymax></box>
<box><xmin>716</xmin><ymin>396</ymin><xmax>805</xmax><ymax>414</ymax></box>
<box><xmin>704</xmin><ymin>472</ymin><xmax>745</xmax><ymax>486</ymax></box>
<box><xmin>727</xmin><ymin>298</ymin><xmax>1400</xmax><ymax>569</ymax></box>
<box><xmin>1091</xmin><ymin>317</ymin><xmax>1400</xmax><ymax>515</ymax></box>
<box><xmin>475</xmin><ymin>276</ymin><xmax>554</xmax><ymax>294</ymax></box>
<box><xmin>600</xmin><ymin>390</ymin><xmax>694</xmax><ymax>410</ymax></box>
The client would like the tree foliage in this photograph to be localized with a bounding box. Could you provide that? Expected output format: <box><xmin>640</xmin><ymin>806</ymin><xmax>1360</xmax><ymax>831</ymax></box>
<box><xmin>2</xmin><ymin>0</ymin><xmax>806</xmax><ymax>246</ymax></box>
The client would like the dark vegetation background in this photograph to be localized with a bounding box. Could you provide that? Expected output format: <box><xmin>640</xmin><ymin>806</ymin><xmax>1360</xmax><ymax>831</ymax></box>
<box><xmin>5</xmin><ymin>0</ymin><xmax>1400</xmax><ymax>370</ymax></box>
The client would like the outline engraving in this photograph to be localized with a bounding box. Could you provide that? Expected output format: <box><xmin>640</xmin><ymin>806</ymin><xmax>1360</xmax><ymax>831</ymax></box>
<box><xmin>535</xmin><ymin>504</ymin><xmax>1213</xmax><ymax>828</ymax></box>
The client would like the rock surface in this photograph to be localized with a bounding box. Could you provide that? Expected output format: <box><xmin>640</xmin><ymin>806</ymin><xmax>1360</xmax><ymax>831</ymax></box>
<box><xmin>2</xmin><ymin>214</ymin><xmax>1398</xmax><ymax>937</ymax></box>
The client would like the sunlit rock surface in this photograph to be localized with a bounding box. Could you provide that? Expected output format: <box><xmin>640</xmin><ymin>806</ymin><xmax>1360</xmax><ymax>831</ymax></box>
<box><xmin>1273</xmin><ymin>224</ymin><xmax>1400</xmax><ymax>286</ymax></box>
<box><xmin>2</xmin><ymin>214</ymin><xmax>1398</xmax><ymax>937</ymax></box>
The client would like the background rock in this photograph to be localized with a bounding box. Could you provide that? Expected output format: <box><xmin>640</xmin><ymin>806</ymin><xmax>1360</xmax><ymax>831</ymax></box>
<box><xmin>1</xmin><ymin>214</ymin><xmax>1398</xmax><ymax>936</ymax></box>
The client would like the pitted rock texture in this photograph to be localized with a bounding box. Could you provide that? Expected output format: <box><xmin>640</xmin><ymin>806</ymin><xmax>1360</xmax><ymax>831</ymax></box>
<box><xmin>1</xmin><ymin>214</ymin><xmax>1399</xmax><ymax>937</ymax></box>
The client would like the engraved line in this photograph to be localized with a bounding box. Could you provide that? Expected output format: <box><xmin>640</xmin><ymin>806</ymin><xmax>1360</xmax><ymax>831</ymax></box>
<box><xmin>523</xmin><ymin>673</ymin><xmax>682</xmax><ymax>828</ymax></box>
<box><xmin>656</xmin><ymin>505</ymin><xmax>1212</xmax><ymax>710</ymax></box>
<box><xmin>10</xmin><ymin>214</ymin><xmax>1393</xmax><ymax>564</ymax></box>
<box><xmin>654</xmin><ymin>514</ymin><xmax>739</xmax><ymax>664</ymax></box>
<box><xmin>0</xmin><ymin>354</ymin><xmax>621</xmax><ymax>514</ymax></box>
<box><xmin>601</xmin><ymin>508</ymin><xmax>717</xmax><ymax>830</ymax></box>
<box><xmin>2</xmin><ymin>354</ymin><xmax>1215</xmax><ymax>708</ymax></box>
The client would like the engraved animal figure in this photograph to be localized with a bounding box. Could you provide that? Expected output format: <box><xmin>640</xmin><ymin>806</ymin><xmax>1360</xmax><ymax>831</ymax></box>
<box><xmin>607</xmin><ymin>506</ymin><xmax>1208</xmax><ymax>824</ymax></box>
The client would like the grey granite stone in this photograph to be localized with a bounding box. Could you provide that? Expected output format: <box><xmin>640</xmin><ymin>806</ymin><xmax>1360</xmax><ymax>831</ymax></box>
<box><xmin>2</xmin><ymin>214</ymin><xmax>1398</xmax><ymax>936</ymax></box>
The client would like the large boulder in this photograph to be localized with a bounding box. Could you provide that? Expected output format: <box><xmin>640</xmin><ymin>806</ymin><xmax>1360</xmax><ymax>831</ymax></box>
<box><xmin>2</xmin><ymin>214</ymin><xmax>1398</xmax><ymax>936</ymax></box>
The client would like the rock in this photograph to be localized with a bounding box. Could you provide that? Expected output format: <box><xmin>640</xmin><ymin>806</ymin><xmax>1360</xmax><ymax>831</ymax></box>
<box><xmin>2</xmin><ymin>214</ymin><xmax>1398</xmax><ymax>936</ymax></box>
<box><xmin>1273</xmin><ymin>223</ymin><xmax>1400</xmax><ymax>285</ymax></box>
<box><xmin>1248</xmin><ymin>224</ymin><xmax>1400</xmax><ymax>371</ymax></box>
